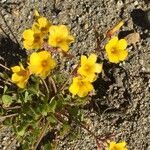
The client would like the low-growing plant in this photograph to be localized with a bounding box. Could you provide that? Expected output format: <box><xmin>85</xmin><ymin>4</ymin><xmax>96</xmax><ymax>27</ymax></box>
<box><xmin>0</xmin><ymin>11</ymin><xmax>128</xmax><ymax>150</ymax></box>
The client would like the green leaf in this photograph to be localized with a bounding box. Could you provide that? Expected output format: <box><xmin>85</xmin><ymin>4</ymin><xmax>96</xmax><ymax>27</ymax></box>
<box><xmin>17</xmin><ymin>123</ymin><xmax>28</xmax><ymax>136</ymax></box>
<box><xmin>3</xmin><ymin>85</ymin><xmax>8</xmax><ymax>94</ymax></box>
<box><xmin>47</xmin><ymin>114</ymin><xmax>57</xmax><ymax>124</ymax></box>
<box><xmin>48</xmin><ymin>99</ymin><xmax>57</xmax><ymax>113</ymax></box>
<box><xmin>60</xmin><ymin>123</ymin><xmax>71</xmax><ymax>137</ymax></box>
<box><xmin>24</xmin><ymin>91</ymin><xmax>32</xmax><ymax>102</ymax></box>
<box><xmin>17</xmin><ymin>127</ymin><xmax>26</xmax><ymax>136</ymax></box>
<box><xmin>43</xmin><ymin>143</ymin><xmax>52</xmax><ymax>150</ymax></box>
<box><xmin>2</xmin><ymin>95</ymin><xmax>13</xmax><ymax>107</ymax></box>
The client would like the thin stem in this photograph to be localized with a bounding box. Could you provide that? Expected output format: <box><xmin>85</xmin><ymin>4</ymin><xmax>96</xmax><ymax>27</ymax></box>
<box><xmin>49</xmin><ymin>77</ymin><xmax>57</xmax><ymax>94</ymax></box>
<box><xmin>41</xmin><ymin>78</ymin><xmax>50</xmax><ymax>100</ymax></box>
<box><xmin>0</xmin><ymin>113</ymin><xmax>18</xmax><ymax>120</ymax></box>
<box><xmin>59</xmin><ymin>64</ymin><xmax>78</xmax><ymax>92</ymax></box>
<box><xmin>33</xmin><ymin>121</ymin><xmax>49</xmax><ymax>150</ymax></box>
<box><xmin>3</xmin><ymin>106</ymin><xmax>21</xmax><ymax>110</ymax></box>
<box><xmin>0</xmin><ymin>63</ymin><xmax>10</xmax><ymax>71</ymax></box>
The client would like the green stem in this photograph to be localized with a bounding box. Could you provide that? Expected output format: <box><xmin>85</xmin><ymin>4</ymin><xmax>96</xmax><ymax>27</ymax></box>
<box><xmin>33</xmin><ymin>121</ymin><xmax>49</xmax><ymax>150</ymax></box>
<box><xmin>41</xmin><ymin>78</ymin><xmax>50</xmax><ymax>100</ymax></box>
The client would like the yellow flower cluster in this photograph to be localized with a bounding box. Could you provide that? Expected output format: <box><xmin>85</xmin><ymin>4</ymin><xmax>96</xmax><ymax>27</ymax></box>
<box><xmin>11</xmin><ymin>50</ymin><xmax>56</xmax><ymax>88</ymax></box>
<box><xmin>12</xmin><ymin>11</ymin><xmax>75</xmax><ymax>88</ymax></box>
<box><xmin>23</xmin><ymin>12</ymin><xmax>74</xmax><ymax>52</ymax></box>
<box><xmin>107</xmin><ymin>141</ymin><xmax>128</xmax><ymax>150</ymax></box>
<box><xmin>69</xmin><ymin>54</ymin><xmax>102</xmax><ymax>97</ymax></box>
<box><xmin>12</xmin><ymin>11</ymin><xmax>129</xmax><ymax>90</ymax></box>
<box><xmin>23</xmin><ymin>16</ymin><xmax>50</xmax><ymax>50</ymax></box>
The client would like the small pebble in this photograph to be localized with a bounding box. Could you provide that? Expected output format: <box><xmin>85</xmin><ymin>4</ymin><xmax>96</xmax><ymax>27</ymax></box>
<box><xmin>134</xmin><ymin>1</ymin><xmax>138</xmax><ymax>6</ymax></box>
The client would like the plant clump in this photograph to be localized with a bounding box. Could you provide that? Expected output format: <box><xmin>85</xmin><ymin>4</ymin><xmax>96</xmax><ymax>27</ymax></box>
<box><xmin>0</xmin><ymin>11</ymin><xmax>129</xmax><ymax>149</ymax></box>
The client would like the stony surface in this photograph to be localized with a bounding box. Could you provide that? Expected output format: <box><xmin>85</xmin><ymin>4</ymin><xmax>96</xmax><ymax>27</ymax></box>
<box><xmin>0</xmin><ymin>0</ymin><xmax>150</xmax><ymax>150</ymax></box>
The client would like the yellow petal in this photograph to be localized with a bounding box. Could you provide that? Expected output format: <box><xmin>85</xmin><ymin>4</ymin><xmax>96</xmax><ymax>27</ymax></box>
<box><xmin>69</xmin><ymin>77</ymin><xmax>80</xmax><ymax>95</ymax></box>
<box><xmin>78</xmin><ymin>82</ymin><xmax>93</xmax><ymax>97</ymax></box>
<box><xmin>85</xmin><ymin>82</ymin><xmax>94</xmax><ymax>91</ymax></box>
<box><xmin>38</xmin><ymin>51</ymin><xmax>51</xmax><ymax>58</ymax></box>
<box><xmin>29</xmin><ymin>52</ymin><xmax>40</xmax><ymax>65</ymax></box>
<box><xmin>11</xmin><ymin>74</ymin><xmax>22</xmax><ymax>82</ymax></box>
<box><xmin>23</xmin><ymin>29</ymin><xmax>34</xmax><ymax>41</ymax></box>
<box><xmin>80</xmin><ymin>55</ymin><xmax>87</xmax><ymax>66</ymax></box>
<box><xmin>118</xmin><ymin>49</ymin><xmax>128</xmax><ymax>61</ymax></box>
<box><xmin>85</xmin><ymin>74</ymin><xmax>96</xmax><ymax>82</ymax></box>
<box><xmin>23</xmin><ymin>40</ymin><xmax>34</xmax><ymax>50</ymax></box>
<box><xmin>105</xmin><ymin>36</ymin><xmax>118</xmax><ymax>51</ymax></box>
<box><xmin>118</xmin><ymin>39</ymin><xmax>128</xmax><ymax>50</ymax></box>
<box><xmin>48</xmin><ymin>35</ymin><xmax>57</xmax><ymax>47</ymax></box>
<box><xmin>11</xmin><ymin>66</ymin><xmax>20</xmax><ymax>73</ymax></box>
<box><xmin>19</xmin><ymin>63</ymin><xmax>25</xmax><ymax>70</ymax></box>
<box><xmin>88</xmin><ymin>53</ymin><xmax>97</xmax><ymax>64</ymax></box>
<box><xmin>67</xmin><ymin>35</ymin><xmax>75</xmax><ymax>44</ymax></box>
<box><xmin>17</xmin><ymin>81</ymin><xmax>26</xmax><ymax>88</ymax></box>
<box><xmin>34</xmin><ymin>10</ymin><xmax>40</xmax><ymax>17</ymax></box>
<box><xmin>109</xmin><ymin>141</ymin><xmax>116</xmax><ymax>149</ymax></box>
<box><xmin>29</xmin><ymin>52</ymin><xmax>42</xmax><ymax>73</ymax></box>
<box><xmin>32</xmin><ymin>23</ymin><xmax>40</xmax><ymax>33</ymax></box>
<box><xmin>59</xmin><ymin>42</ymin><xmax>69</xmax><ymax>52</ymax></box>
<box><xmin>58</xmin><ymin>25</ymin><xmax>69</xmax><ymax>36</ymax></box>
<box><xmin>49</xmin><ymin>25</ymin><xmax>57</xmax><ymax>34</ymax></box>
<box><xmin>94</xmin><ymin>64</ymin><xmax>102</xmax><ymax>73</ymax></box>
<box><xmin>38</xmin><ymin>17</ymin><xmax>48</xmax><ymax>27</ymax></box>
<box><xmin>107</xmin><ymin>53</ymin><xmax>119</xmax><ymax>63</ymax></box>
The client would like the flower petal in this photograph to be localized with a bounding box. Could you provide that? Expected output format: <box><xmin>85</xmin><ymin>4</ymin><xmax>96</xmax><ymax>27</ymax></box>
<box><xmin>118</xmin><ymin>39</ymin><xmax>128</xmax><ymax>50</ymax></box>
<box><xmin>94</xmin><ymin>64</ymin><xmax>103</xmax><ymax>73</ymax></box>
<box><xmin>118</xmin><ymin>49</ymin><xmax>128</xmax><ymax>61</ymax></box>
<box><xmin>88</xmin><ymin>53</ymin><xmax>97</xmax><ymax>64</ymax></box>
<box><xmin>59</xmin><ymin>42</ymin><xmax>69</xmax><ymax>52</ymax></box>
<box><xmin>107</xmin><ymin>53</ymin><xmax>119</xmax><ymax>63</ymax></box>
<box><xmin>23</xmin><ymin>29</ymin><xmax>34</xmax><ymax>41</ymax></box>
<box><xmin>11</xmin><ymin>66</ymin><xmax>20</xmax><ymax>73</ymax></box>
<box><xmin>105</xmin><ymin>36</ymin><xmax>118</xmax><ymax>51</ymax></box>
<box><xmin>80</xmin><ymin>55</ymin><xmax>87</xmax><ymax>66</ymax></box>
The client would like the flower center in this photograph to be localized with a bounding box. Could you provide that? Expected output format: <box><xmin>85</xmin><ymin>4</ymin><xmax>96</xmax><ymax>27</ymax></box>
<box><xmin>56</xmin><ymin>37</ymin><xmax>63</xmax><ymax>43</ymax></box>
<box><xmin>111</xmin><ymin>146</ymin><xmax>118</xmax><ymax>150</ymax></box>
<box><xmin>34</xmin><ymin>34</ymin><xmax>41</xmax><ymax>42</ymax></box>
<box><xmin>41</xmin><ymin>27</ymin><xmax>48</xmax><ymax>32</ymax></box>
<box><xmin>111</xmin><ymin>47</ymin><xmax>118</xmax><ymax>54</ymax></box>
<box><xmin>18</xmin><ymin>70</ymin><xmax>27</xmax><ymax>76</ymax></box>
<box><xmin>78</xmin><ymin>80</ymin><xmax>85</xmax><ymax>88</ymax></box>
<box><xmin>84</xmin><ymin>64</ymin><xmax>93</xmax><ymax>73</ymax></box>
<box><xmin>42</xmin><ymin>60</ymin><xmax>47</xmax><ymax>67</ymax></box>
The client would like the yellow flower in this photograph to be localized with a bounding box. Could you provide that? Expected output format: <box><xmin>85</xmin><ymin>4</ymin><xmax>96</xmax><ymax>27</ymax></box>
<box><xmin>11</xmin><ymin>63</ymin><xmax>30</xmax><ymax>88</ymax></box>
<box><xmin>48</xmin><ymin>25</ymin><xmax>74</xmax><ymax>52</ymax></box>
<box><xmin>69</xmin><ymin>76</ymin><xmax>94</xmax><ymax>97</ymax></box>
<box><xmin>105</xmin><ymin>37</ymin><xmax>128</xmax><ymax>63</ymax></box>
<box><xmin>108</xmin><ymin>141</ymin><xmax>127</xmax><ymax>150</ymax></box>
<box><xmin>32</xmin><ymin>17</ymin><xmax>51</xmax><ymax>35</ymax></box>
<box><xmin>23</xmin><ymin>29</ymin><xmax>44</xmax><ymax>50</ymax></box>
<box><xmin>28</xmin><ymin>51</ymin><xmax>56</xmax><ymax>78</ymax></box>
<box><xmin>77</xmin><ymin>54</ymin><xmax>102</xmax><ymax>82</ymax></box>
